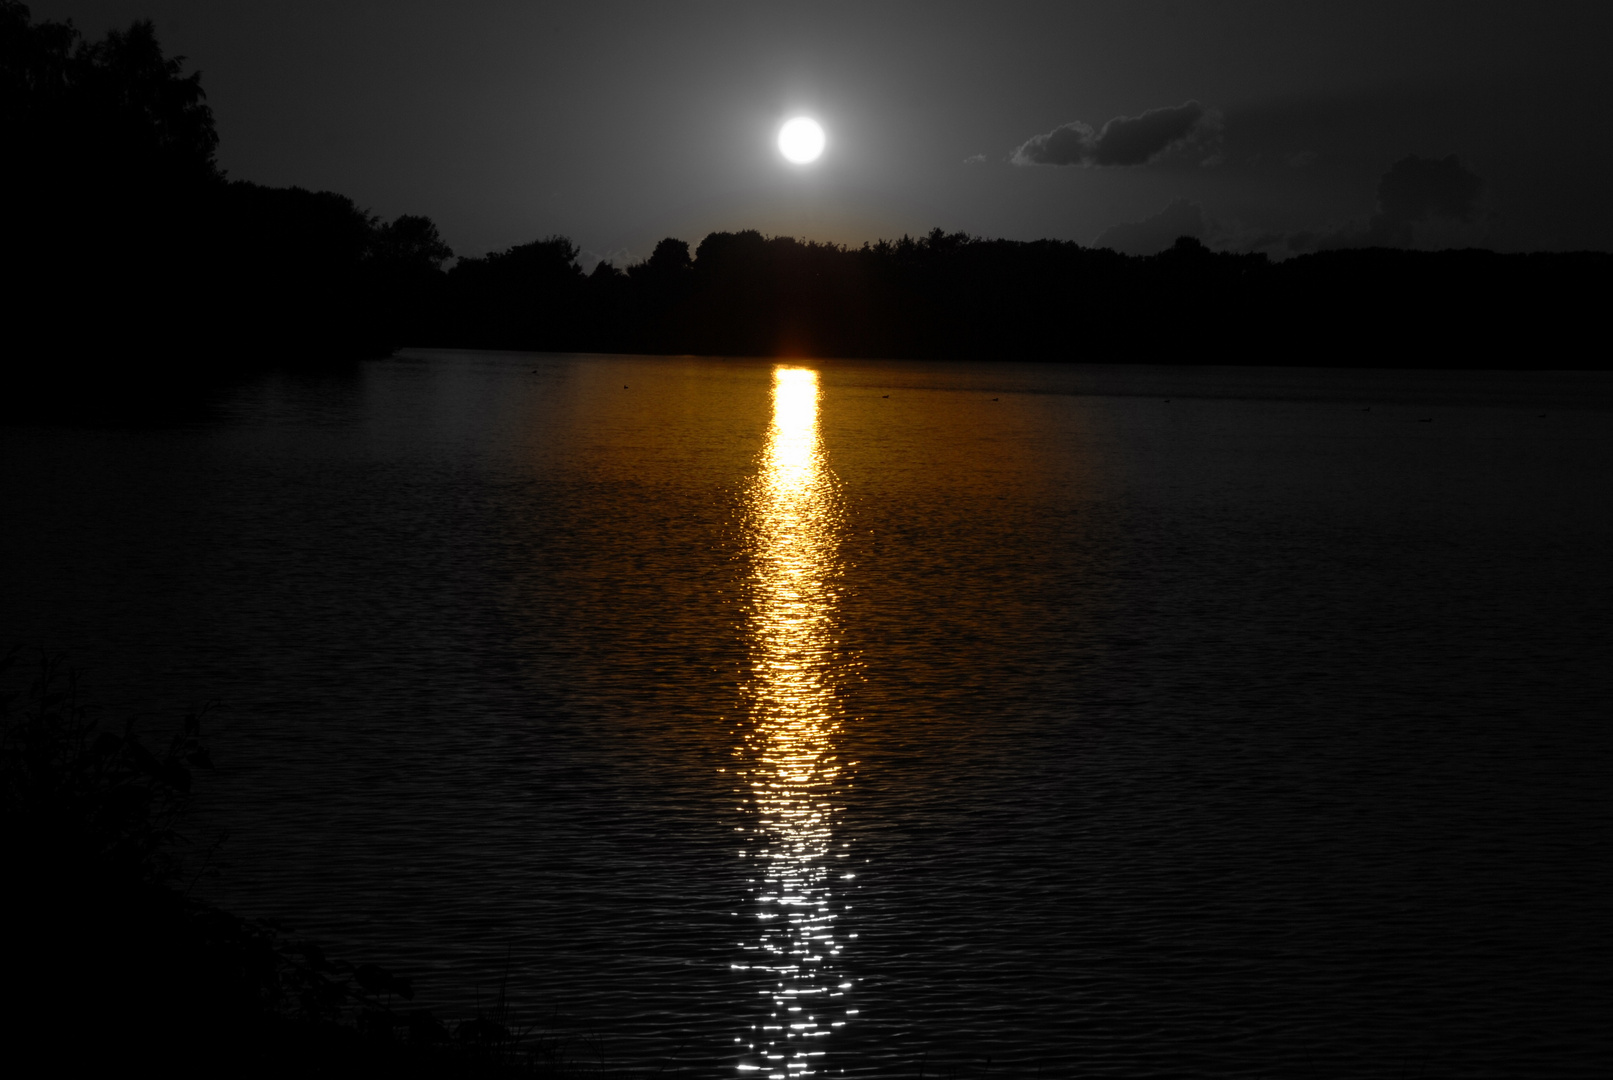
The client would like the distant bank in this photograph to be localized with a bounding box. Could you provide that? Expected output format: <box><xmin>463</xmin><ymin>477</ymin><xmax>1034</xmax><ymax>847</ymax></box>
<box><xmin>399</xmin><ymin>231</ymin><xmax>1613</xmax><ymax>368</ymax></box>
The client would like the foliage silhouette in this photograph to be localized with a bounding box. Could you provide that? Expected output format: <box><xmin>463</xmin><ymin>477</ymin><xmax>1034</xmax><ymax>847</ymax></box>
<box><xmin>412</xmin><ymin>227</ymin><xmax>1610</xmax><ymax>367</ymax></box>
<box><xmin>0</xmin><ymin>648</ymin><xmax>669</xmax><ymax>1077</ymax></box>
<box><xmin>2</xmin><ymin>1</ymin><xmax>458</xmax><ymax>406</ymax></box>
<box><xmin>439</xmin><ymin>236</ymin><xmax>585</xmax><ymax>350</ymax></box>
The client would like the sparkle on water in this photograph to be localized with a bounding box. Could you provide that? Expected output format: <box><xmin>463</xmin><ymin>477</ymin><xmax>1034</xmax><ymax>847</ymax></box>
<box><xmin>734</xmin><ymin>367</ymin><xmax>852</xmax><ymax>1078</ymax></box>
<box><xmin>778</xmin><ymin>117</ymin><xmax>826</xmax><ymax>164</ymax></box>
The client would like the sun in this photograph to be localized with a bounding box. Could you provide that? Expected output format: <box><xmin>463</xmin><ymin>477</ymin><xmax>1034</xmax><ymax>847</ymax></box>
<box><xmin>778</xmin><ymin>117</ymin><xmax>826</xmax><ymax>164</ymax></box>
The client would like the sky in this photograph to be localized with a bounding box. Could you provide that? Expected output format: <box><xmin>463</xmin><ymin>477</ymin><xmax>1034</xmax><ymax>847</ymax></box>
<box><xmin>35</xmin><ymin>0</ymin><xmax>1613</xmax><ymax>263</ymax></box>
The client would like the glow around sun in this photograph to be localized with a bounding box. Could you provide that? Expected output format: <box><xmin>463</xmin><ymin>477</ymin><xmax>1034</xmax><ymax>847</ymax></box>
<box><xmin>778</xmin><ymin>117</ymin><xmax>826</xmax><ymax>164</ymax></box>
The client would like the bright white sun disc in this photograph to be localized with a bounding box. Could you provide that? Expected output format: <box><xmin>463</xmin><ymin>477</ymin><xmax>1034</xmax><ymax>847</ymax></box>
<box><xmin>778</xmin><ymin>117</ymin><xmax>825</xmax><ymax>164</ymax></box>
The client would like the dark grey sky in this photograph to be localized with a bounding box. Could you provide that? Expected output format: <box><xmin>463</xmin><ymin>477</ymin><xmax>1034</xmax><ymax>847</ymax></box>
<box><xmin>37</xmin><ymin>1</ymin><xmax>1613</xmax><ymax>262</ymax></box>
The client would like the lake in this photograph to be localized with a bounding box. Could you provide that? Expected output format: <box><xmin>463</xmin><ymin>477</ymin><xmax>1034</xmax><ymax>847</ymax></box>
<box><xmin>3</xmin><ymin>351</ymin><xmax>1611</xmax><ymax>1077</ymax></box>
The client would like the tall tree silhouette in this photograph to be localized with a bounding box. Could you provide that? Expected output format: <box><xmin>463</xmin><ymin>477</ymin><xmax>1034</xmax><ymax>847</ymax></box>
<box><xmin>3</xmin><ymin>2</ymin><xmax>222</xmax><ymax>378</ymax></box>
<box><xmin>2</xmin><ymin>3</ymin><xmax>458</xmax><ymax>399</ymax></box>
<box><xmin>1</xmin><ymin>2</ymin><xmax>219</xmax><ymax>195</ymax></box>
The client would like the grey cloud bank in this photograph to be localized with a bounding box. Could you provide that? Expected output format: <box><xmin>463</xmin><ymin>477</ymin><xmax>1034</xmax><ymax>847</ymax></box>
<box><xmin>1013</xmin><ymin>101</ymin><xmax>1215</xmax><ymax>167</ymax></box>
<box><xmin>1291</xmin><ymin>154</ymin><xmax>1486</xmax><ymax>252</ymax></box>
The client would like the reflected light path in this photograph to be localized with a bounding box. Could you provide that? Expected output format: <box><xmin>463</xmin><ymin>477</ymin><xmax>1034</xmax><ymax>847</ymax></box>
<box><xmin>733</xmin><ymin>367</ymin><xmax>855</xmax><ymax>1078</ymax></box>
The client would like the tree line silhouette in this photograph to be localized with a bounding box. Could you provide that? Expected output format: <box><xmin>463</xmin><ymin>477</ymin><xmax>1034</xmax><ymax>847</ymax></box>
<box><xmin>431</xmin><ymin>230</ymin><xmax>1610</xmax><ymax>366</ymax></box>
<box><xmin>4</xmin><ymin>0</ymin><xmax>1608</xmax><ymax>401</ymax></box>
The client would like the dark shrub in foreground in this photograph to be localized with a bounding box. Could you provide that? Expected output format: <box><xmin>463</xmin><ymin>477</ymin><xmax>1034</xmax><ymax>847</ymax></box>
<box><xmin>0</xmin><ymin>650</ymin><xmax>624</xmax><ymax>1077</ymax></box>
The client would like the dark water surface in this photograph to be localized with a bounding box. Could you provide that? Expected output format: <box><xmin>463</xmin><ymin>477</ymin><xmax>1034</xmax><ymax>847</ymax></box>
<box><xmin>4</xmin><ymin>352</ymin><xmax>1611</xmax><ymax>1077</ymax></box>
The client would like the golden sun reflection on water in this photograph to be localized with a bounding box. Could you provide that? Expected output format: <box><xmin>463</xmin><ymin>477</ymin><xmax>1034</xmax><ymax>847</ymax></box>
<box><xmin>734</xmin><ymin>367</ymin><xmax>854</xmax><ymax>1079</ymax></box>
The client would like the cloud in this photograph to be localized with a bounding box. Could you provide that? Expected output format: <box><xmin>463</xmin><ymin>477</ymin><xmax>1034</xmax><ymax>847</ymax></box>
<box><xmin>1013</xmin><ymin>101</ymin><xmax>1217</xmax><ymax>167</ymax></box>
<box><xmin>1094</xmin><ymin>198</ymin><xmax>1205</xmax><ymax>255</ymax></box>
<box><xmin>1297</xmin><ymin>154</ymin><xmax>1485</xmax><ymax>250</ymax></box>
<box><xmin>1367</xmin><ymin>154</ymin><xmax>1482</xmax><ymax>238</ymax></box>
<box><xmin>963</xmin><ymin>153</ymin><xmax>987</xmax><ymax>165</ymax></box>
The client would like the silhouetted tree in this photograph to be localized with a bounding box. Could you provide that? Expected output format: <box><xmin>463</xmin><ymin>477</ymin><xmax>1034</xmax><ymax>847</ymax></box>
<box><xmin>622</xmin><ymin>237</ymin><xmax>695</xmax><ymax>349</ymax></box>
<box><xmin>1</xmin><ymin>2</ymin><xmax>219</xmax><ymax>195</ymax></box>
<box><xmin>2</xmin><ymin>4</ymin><xmax>461</xmax><ymax>401</ymax></box>
<box><xmin>3</xmin><ymin>1</ymin><xmax>223</xmax><ymax>379</ymax></box>
<box><xmin>441</xmin><ymin>236</ymin><xmax>585</xmax><ymax>349</ymax></box>
<box><xmin>370</xmin><ymin>214</ymin><xmax>454</xmax><ymax>271</ymax></box>
<box><xmin>363</xmin><ymin>214</ymin><xmax>454</xmax><ymax>348</ymax></box>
